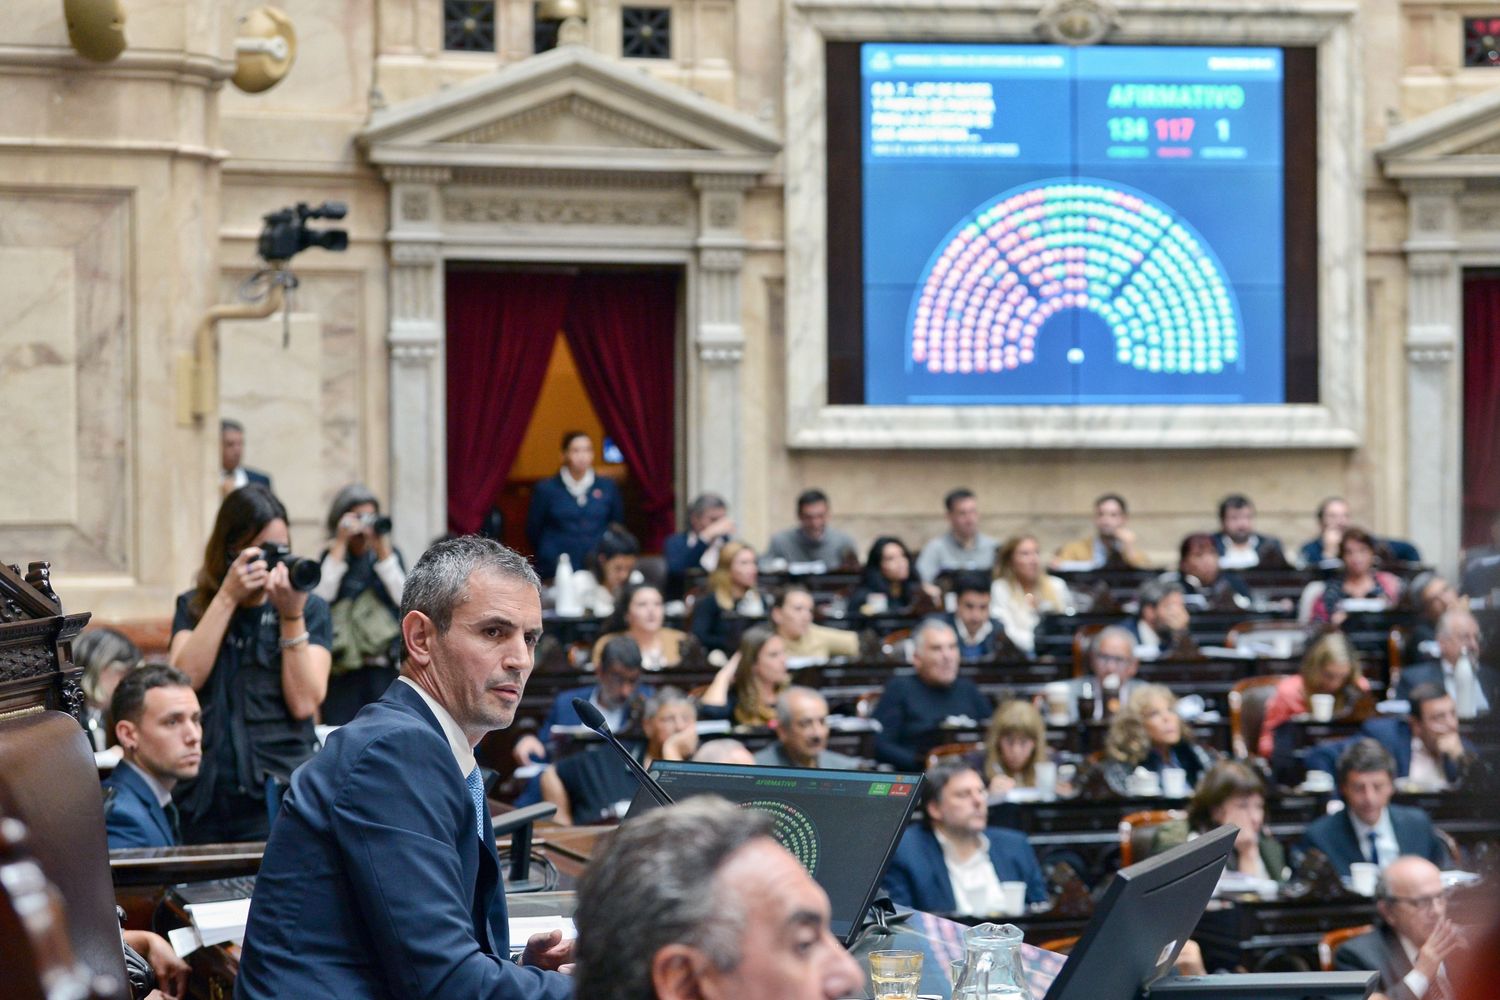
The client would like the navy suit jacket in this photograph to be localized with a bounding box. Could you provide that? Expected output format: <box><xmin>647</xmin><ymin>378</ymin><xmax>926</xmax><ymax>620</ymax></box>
<box><xmin>102</xmin><ymin>763</ymin><xmax>177</xmax><ymax>849</ymax></box>
<box><xmin>525</xmin><ymin>473</ymin><xmax>623</xmax><ymax>580</ymax></box>
<box><xmin>1359</xmin><ymin>717</ymin><xmax>1473</xmax><ymax>784</ymax></box>
<box><xmin>882</xmin><ymin>824</ymin><xmax>1047</xmax><ymax>914</ymax></box>
<box><xmin>235</xmin><ymin>682</ymin><xmax>571</xmax><ymax>1000</ymax></box>
<box><xmin>244</xmin><ymin>467</ymin><xmax>272</xmax><ymax>489</ymax></box>
<box><xmin>1298</xmin><ymin>804</ymin><xmax>1449</xmax><ymax>878</ymax></box>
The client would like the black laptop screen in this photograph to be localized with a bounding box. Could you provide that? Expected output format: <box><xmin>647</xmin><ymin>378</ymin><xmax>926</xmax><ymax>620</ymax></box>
<box><xmin>628</xmin><ymin>761</ymin><xmax>923</xmax><ymax>940</ymax></box>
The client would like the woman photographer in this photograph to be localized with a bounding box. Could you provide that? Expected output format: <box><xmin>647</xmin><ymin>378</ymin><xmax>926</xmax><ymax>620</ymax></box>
<box><xmin>168</xmin><ymin>485</ymin><xmax>332</xmax><ymax>842</ymax></box>
<box><xmin>313</xmin><ymin>483</ymin><xmax>406</xmax><ymax>724</ymax></box>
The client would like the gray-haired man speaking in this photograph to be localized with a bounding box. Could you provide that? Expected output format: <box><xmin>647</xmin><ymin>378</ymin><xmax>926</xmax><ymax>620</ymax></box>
<box><xmin>237</xmin><ymin>536</ymin><xmax>572</xmax><ymax>999</ymax></box>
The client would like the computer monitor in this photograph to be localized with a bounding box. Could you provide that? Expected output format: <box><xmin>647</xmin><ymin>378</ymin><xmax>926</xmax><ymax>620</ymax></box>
<box><xmin>1043</xmin><ymin>824</ymin><xmax>1239</xmax><ymax>1000</ymax></box>
<box><xmin>626</xmin><ymin>761</ymin><xmax>923</xmax><ymax>944</ymax></box>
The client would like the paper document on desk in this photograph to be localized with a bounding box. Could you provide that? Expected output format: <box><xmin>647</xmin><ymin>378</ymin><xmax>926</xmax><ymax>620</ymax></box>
<box><xmin>509</xmin><ymin>916</ymin><xmax>577</xmax><ymax>944</ymax></box>
<box><xmin>185</xmin><ymin>897</ymin><xmax>252</xmax><ymax>947</ymax></box>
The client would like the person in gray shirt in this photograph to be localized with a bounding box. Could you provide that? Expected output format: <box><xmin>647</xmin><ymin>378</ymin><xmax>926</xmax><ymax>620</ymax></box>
<box><xmin>765</xmin><ymin>489</ymin><xmax>859</xmax><ymax>569</ymax></box>
<box><xmin>916</xmin><ymin>488</ymin><xmax>999</xmax><ymax>584</ymax></box>
<box><xmin>752</xmin><ymin>687</ymin><xmax>862</xmax><ymax>769</ymax></box>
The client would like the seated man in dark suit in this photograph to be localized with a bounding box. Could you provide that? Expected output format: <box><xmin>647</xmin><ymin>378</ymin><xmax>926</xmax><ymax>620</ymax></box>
<box><xmin>944</xmin><ymin>572</ymin><xmax>1013</xmax><ymax>661</ymax></box>
<box><xmin>102</xmin><ymin>664</ymin><xmax>202</xmax><ymax>849</ymax></box>
<box><xmin>1394</xmin><ymin>608</ymin><xmax>1494</xmax><ymax>715</ymax></box>
<box><xmin>882</xmin><ymin>761</ymin><xmax>1047</xmax><ymax>915</ymax></box>
<box><xmin>871</xmin><ymin>619</ymin><xmax>991</xmax><ymax>770</ymax></box>
<box><xmin>1299</xmin><ymin>738</ymin><xmax>1449</xmax><ymax>878</ymax></box>
<box><xmin>236</xmin><ymin>536</ymin><xmax>572</xmax><ymax>999</ymax></box>
<box><xmin>662</xmin><ymin>491</ymin><xmax>734</xmax><ymax>601</ymax></box>
<box><xmin>1334</xmin><ymin>855</ymin><xmax>1463</xmax><ymax>1000</ymax></box>
<box><xmin>1212</xmin><ymin>493</ymin><xmax>1286</xmax><ymax>569</ymax></box>
<box><xmin>511</xmin><ymin>635</ymin><xmax>651</xmax><ymax>765</ymax></box>
<box><xmin>541</xmin><ymin>687</ymin><xmax>695</xmax><ymax>825</ymax></box>
<box><xmin>1125</xmin><ymin>579</ymin><xmax>1191</xmax><ymax>657</ymax></box>
<box><xmin>752</xmin><ymin>687</ymin><xmax>861</xmax><ymax>769</ymax></box>
<box><xmin>1363</xmin><ymin>685</ymin><xmax>1482</xmax><ymax>791</ymax></box>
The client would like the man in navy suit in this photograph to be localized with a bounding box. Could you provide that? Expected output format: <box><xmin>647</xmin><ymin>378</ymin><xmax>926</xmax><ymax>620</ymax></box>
<box><xmin>882</xmin><ymin>761</ymin><xmax>1047</xmax><ymax>915</ymax></box>
<box><xmin>219</xmin><ymin>418</ymin><xmax>272</xmax><ymax>496</ymax></box>
<box><xmin>236</xmin><ymin>537</ymin><xmax>572</xmax><ymax>1000</ymax></box>
<box><xmin>102</xmin><ymin>664</ymin><xmax>203</xmax><ymax>849</ymax></box>
<box><xmin>511</xmin><ymin>635</ymin><xmax>651</xmax><ymax>765</ymax></box>
<box><xmin>1299</xmin><ymin>739</ymin><xmax>1449</xmax><ymax>878</ymax></box>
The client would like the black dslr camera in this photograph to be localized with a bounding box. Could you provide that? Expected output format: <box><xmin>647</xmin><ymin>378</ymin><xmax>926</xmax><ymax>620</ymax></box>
<box><xmin>257</xmin><ymin>542</ymin><xmax>322</xmax><ymax>592</ymax></box>
<box><xmin>257</xmin><ymin>201</ymin><xmax>349</xmax><ymax>263</ymax></box>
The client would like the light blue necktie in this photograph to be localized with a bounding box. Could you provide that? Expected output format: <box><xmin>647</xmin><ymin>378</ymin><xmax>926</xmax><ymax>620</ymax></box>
<box><xmin>465</xmin><ymin>767</ymin><xmax>486</xmax><ymax>840</ymax></box>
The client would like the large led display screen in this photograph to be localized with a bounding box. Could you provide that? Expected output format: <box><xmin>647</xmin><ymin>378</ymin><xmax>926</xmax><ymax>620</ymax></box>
<box><xmin>858</xmin><ymin>44</ymin><xmax>1286</xmax><ymax>405</ymax></box>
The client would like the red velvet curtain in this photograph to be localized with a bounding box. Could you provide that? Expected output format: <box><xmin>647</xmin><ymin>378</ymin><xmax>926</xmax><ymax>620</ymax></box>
<box><xmin>563</xmin><ymin>272</ymin><xmax>679</xmax><ymax>550</ymax></box>
<box><xmin>1463</xmin><ymin>276</ymin><xmax>1500</xmax><ymax>546</ymax></box>
<box><xmin>445</xmin><ymin>270</ymin><xmax>571</xmax><ymax>534</ymax></box>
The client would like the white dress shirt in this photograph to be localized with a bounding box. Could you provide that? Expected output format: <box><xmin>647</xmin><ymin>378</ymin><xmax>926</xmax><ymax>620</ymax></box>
<box><xmin>1349</xmin><ymin>808</ymin><xmax>1400</xmax><ymax>868</ymax></box>
<box><xmin>935</xmin><ymin>829</ymin><xmax>1006</xmax><ymax>916</ymax></box>
<box><xmin>1439</xmin><ymin>658</ymin><xmax>1490</xmax><ymax>714</ymax></box>
<box><xmin>398</xmin><ymin>676</ymin><xmax>476</xmax><ymax>778</ymax></box>
<box><xmin>1397</xmin><ymin>932</ymin><xmax>1447</xmax><ymax>999</ymax></box>
<box><xmin>1407</xmin><ymin>737</ymin><xmax>1449</xmax><ymax>791</ymax></box>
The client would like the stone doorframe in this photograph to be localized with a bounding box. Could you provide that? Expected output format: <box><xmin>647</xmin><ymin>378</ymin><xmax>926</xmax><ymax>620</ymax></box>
<box><xmin>1379</xmin><ymin>87</ymin><xmax>1500</xmax><ymax>577</ymax></box>
<box><xmin>359</xmin><ymin>45</ymin><xmax>779</xmax><ymax>560</ymax></box>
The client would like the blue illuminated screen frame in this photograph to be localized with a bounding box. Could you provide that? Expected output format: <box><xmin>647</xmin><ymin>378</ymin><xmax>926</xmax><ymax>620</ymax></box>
<box><xmin>859</xmin><ymin>43</ymin><xmax>1286</xmax><ymax>406</ymax></box>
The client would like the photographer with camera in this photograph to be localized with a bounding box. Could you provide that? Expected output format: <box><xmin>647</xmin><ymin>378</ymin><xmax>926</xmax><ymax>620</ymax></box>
<box><xmin>168</xmin><ymin>484</ymin><xmax>331</xmax><ymax>842</ymax></box>
<box><xmin>313</xmin><ymin>484</ymin><xmax>407</xmax><ymax>724</ymax></box>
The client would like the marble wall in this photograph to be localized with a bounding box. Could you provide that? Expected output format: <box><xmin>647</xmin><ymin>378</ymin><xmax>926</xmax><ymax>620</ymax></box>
<box><xmin>2</xmin><ymin>0</ymin><xmax>1494</xmax><ymax>617</ymax></box>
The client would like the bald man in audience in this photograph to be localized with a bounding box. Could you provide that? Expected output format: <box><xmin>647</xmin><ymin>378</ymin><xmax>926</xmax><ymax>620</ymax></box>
<box><xmin>1334</xmin><ymin>856</ymin><xmax>1464</xmax><ymax>1000</ymax></box>
<box><xmin>770</xmin><ymin>585</ymin><xmax>859</xmax><ymax>662</ymax></box>
<box><xmin>753</xmin><ymin>687</ymin><xmax>861</xmax><ymax>769</ymax></box>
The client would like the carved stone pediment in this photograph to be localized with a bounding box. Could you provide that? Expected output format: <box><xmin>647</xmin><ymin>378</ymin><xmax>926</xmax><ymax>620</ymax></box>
<box><xmin>1379</xmin><ymin>87</ymin><xmax>1500</xmax><ymax>180</ymax></box>
<box><xmin>447</xmin><ymin>94</ymin><xmax>697</xmax><ymax>150</ymax></box>
<box><xmin>359</xmin><ymin>44</ymin><xmax>779</xmax><ymax>176</ymax></box>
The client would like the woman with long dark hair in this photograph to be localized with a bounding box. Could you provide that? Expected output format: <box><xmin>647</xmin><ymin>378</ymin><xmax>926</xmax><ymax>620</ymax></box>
<box><xmin>848</xmin><ymin>536</ymin><xmax>938</xmax><ymax>616</ymax></box>
<box><xmin>168</xmin><ymin>485</ymin><xmax>332</xmax><ymax>842</ymax></box>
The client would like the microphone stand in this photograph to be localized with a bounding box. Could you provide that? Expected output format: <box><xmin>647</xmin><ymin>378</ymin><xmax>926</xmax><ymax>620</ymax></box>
<box><xmin>571</xmin><ymin>698</ymin><xmax>675</xmax><ymax>807</ymax></box>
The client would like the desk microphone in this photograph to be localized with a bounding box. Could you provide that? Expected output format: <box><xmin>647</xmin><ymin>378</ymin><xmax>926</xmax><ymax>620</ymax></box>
<box><xmin>572</xmin><ymin>698</ymin><xmax>675</xmax><ymax>808</ymax></box>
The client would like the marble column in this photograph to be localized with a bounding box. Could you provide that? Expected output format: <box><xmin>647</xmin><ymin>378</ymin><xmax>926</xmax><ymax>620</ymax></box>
<box><xmin>1401</xmin><ymin>180</ymin><xmax>1463</xmax><ymax>579</ymax></box>
<box><xmin>691</xmin><ymin>174</ymin><xmax>754</xmax><ymax>516</ymax></box>
<box><xmin>385</xmin><ymin>167</ymin><xmax>450</xmax><ymax>560</ymax></box>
